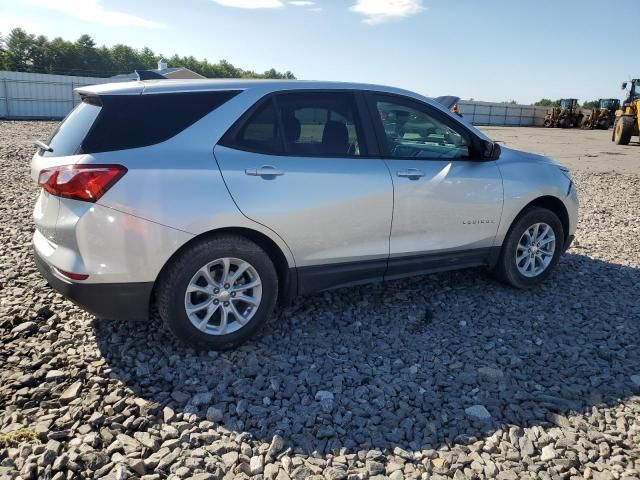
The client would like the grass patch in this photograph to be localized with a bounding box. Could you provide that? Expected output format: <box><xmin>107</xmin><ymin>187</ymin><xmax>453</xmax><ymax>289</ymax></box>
<box><xmin>0</xmin><ymin>428</ymin><xmax>38</xmax><ymax>447</ymax></box>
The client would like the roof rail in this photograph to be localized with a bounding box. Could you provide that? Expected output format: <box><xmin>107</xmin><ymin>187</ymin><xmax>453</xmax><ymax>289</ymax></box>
<box><xmin>135</xmin><ymin>70</ymin><xmax>167</xmax><ymax>81</ymax></box>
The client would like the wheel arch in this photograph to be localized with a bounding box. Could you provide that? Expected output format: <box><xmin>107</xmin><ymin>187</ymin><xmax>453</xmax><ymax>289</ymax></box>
<box><xmin>510</xmin><ymin>195</ymin><xmax>570</xmax><ymax>247</ymax></box>
<box><xmin>151</xmin><ymin>227</ymin><xmax>297</xmax><ymax>312</ymax></box>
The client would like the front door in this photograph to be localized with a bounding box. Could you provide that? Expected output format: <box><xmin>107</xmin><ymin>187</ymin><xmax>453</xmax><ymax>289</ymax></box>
<box><xmin>214</xmin><ymin>90</ymin><xmax>393</xmax><ymax>292</ymax></box>
<box><xmin>366</xmin><ymin>93</ymin><xmax>503</xmax><ymax>279</ymax></box>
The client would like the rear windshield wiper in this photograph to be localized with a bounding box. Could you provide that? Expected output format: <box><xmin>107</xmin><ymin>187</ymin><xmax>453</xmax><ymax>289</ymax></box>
<box><xmin>33</xmin><ymin>140</ymin><xmax>53</xmax><ymax>152</ymax></box>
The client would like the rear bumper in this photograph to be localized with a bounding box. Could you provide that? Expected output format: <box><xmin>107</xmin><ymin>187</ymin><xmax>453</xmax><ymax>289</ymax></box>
<box><xmin>34</xmin><ymin>248</ymin><xmax>153</xmax><ymax>321</ymax></box>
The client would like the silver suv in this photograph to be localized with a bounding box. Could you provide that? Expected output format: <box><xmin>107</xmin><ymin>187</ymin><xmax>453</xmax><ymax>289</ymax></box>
<box><xmin>31</xmin><ymin>80</ymin><xmax>578</xmax><ymax>349</ymax></box>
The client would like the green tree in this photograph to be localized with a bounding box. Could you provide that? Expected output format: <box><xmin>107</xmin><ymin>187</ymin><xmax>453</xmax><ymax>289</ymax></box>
<box><xmin>533</xmin><ymin>99</ymin><xmax>560</xmax><ymax>107</ymax></box>
<box><xmin>5</xmin><ymin>28</ymin><xmax>36</xmax><ymax>71</ymax></box>
<box><xmin>0</xmin><ymin>28</ymin><xmax>295</xmax><ymax>79</ymax></box>
<box><xmin>0</xmin><ymin>34</ymin><xmax>8</xmax><ymax>70</ymax></box>
<box><xmin>582</xmin><ymin>100</ymin><xmax>599</xmax><ymax>109</ymax></box>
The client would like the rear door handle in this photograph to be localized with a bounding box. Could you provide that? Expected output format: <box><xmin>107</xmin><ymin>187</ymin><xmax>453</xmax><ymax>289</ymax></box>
<box><xmin>245</xmin><ymin>165</ymin><xmax>285</xmax><ymax>177</ymax></box>
<box><xmin>397</xmin><ymin>168</ymin><xmax>425</xmax><ymax>179</ymax></box>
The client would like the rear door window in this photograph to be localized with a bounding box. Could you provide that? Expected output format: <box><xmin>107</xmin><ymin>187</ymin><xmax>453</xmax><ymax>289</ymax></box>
<box><xmin>275</xmin><ymin>92</ymin><xmax>366</xmax><ymax>157</ymax></box>
<box><xmin>219</xmin><ymin>91</ymin><xmax>368</xmax><ymax>157</ymax></box>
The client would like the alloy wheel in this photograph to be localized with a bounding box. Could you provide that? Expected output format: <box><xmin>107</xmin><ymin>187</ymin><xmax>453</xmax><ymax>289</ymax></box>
<box><xmin>515</xmin><ymin>222</ymin><xmax>556</xmax><ymax>278</ymax></box>
<box><xmin>184</xmin><ymin>257</ymin><xmax>262</xmax><ymax>335</ymax></box>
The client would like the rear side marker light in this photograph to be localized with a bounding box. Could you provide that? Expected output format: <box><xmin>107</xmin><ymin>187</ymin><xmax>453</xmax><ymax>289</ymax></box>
<box><xmin>55</xmin><ymin>268</ymin><xmax>89</xmax><ymax>281</ymax></box>
<box><xmin>38</xmin><ymin>164</ymin><xmax>127</xmax><ymax>202</ymax></box>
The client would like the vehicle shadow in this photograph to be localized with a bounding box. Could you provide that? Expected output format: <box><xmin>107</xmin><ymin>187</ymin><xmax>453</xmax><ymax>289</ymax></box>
<box><xmin>94</xmin><ymin>253</ymin><xmax>640</xmax><ymax>454</ymax></box>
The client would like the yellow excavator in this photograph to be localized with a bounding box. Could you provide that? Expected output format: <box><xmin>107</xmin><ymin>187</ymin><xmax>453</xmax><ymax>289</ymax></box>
<box><xmin>612</xmin><ymin>79</ymin><xmax>640</xmax><ymax>145</ymax></box>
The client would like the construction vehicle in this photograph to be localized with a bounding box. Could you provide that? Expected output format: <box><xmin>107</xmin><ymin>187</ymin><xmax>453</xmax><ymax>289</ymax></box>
<box><xmin>582</xmin><ymin>99</ymin><xmax>619</xmax><ymax>130</ymax></box>
<box><xmin>600</xmin><ymin>98</ymin><xmax>621</xmax><ymax>119</ymax></box>
<box><xmin>612</xmin><ymin>79</ymin><xmax>640</xmax><ymax>145</ymax></box>
<box><xmin>543</xmin><ymin>99</ymin><xmax>583</xmax><ymax>128</ymax></box>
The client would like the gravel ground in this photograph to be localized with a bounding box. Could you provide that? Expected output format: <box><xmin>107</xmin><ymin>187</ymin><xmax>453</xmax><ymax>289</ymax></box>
<box><xmin>1</xmin><ymin>120</ymin><xmax>639</xmax><ymax>480</ymax></box>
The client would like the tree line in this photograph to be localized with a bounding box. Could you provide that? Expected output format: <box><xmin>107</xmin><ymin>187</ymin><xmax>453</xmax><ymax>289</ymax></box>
<box><xmin>533</xmin><ymin>99</ymin><xmax>606</xmax><ymax>109</ymax></box>
<box><xmin>0</xmin><ymin>28</ymin><xmax>295</xmax><ymax>79</ymax></box>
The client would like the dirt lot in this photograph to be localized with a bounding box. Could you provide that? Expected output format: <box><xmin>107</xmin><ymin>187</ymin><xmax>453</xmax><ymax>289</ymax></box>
<box><xmin>1</xmin><ymin>121</ymin><xmax>639</xmax><ymax>480</ymax></box>
<box><xmin>482</xmin><ymin>126</ymin><xmax>640</xmax><ymax>175</ymax></box>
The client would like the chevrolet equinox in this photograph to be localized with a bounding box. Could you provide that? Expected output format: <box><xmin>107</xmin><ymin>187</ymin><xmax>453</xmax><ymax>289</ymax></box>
<box><xmin>31</xmin><ymin>80</ymin><xmax>578</xmax><ymax>349</ymax></box>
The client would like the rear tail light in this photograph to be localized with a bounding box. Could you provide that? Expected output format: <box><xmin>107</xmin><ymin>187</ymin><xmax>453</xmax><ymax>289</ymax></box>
<box><xmin>38</xmin><ymin>164</ymin><xmax>127</xmax><ymax>202</ymax></box>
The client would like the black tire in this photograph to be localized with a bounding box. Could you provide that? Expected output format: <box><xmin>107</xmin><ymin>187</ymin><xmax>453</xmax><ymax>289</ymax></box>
<box><xmin>543</xmin><ymin>118</ymin><xmax>553</xmax><ymax>128</ymax></box>
<box><xmin>493</xmin><ymin>207</ymin><xmax>564</xmax><ymax>289</ymax></box>
<box><xmin>613</xmin><ymin>116</ymin><xmax>634</xmax><ymax>145</ymax></box>
<box><xmin>156</xmin><ymin>234</ymin><xmax>278</xmax><ymax>350</ymax></box>
<box><xmin>598</xmin><ymin>118</ymin><xmax>610</xmax><ymax>130</ymax></box>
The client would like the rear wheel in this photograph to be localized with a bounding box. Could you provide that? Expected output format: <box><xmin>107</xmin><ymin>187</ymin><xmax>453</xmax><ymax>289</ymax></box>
<box><xmin>613</xmin><ymin>116</ymin><xmax>634</xmax><ymax>145</ymax></box>
<box><xmin>157</xmin><ymin>235</ymin><xmax>278</xmax><ymax>350</ymax></box>
<box><xmin>493</xmin><ymin>207</ymin><xmax>564</xmax><ymax>289</ymax></box>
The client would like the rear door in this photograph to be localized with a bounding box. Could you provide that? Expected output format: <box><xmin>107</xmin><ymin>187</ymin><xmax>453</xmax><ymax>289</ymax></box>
<box><xmin>365</xmin><ymin>92</ymin><xmax>503</xmax><ymax>279</ymax></box>
<box><xmin>214</xmin><ymin>90</ymin><xmax>393</xmax><ymax>293</ymax></box>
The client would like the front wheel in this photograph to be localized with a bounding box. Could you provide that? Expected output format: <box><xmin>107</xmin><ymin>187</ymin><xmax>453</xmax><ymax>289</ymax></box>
<box><xmin>613</xmin><ymin>116</ymin><xmax>634</xmax><ymax>145</ymax></box>
<box><xmin>156</xmin><ymin>235</ymin><xmax>278</xmax><ymax>350</ymax></box>
<box><xmin>493</xmin><ymin>207</ymin><xmax>564</xmax><ymax>288</ymax></box>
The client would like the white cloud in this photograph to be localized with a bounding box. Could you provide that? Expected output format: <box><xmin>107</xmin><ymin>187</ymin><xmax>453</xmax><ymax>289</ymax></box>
<box><xmin>351</xmin><ymin>0</ymin><xmax>424</xmax><ymax>24</ymax></box>
<box><xmin>0</xmin><ymin>15</ymin><xmax>45</xmax><ymax>35</ymax></box>
<box><xmin>288</xmin><ymin>1</ymin><xmax>315</xmax><ymax>6</ymax></box>
<box><xmin>210</xmin><ymin>0</ymin><xmax>284</xmax><ymax>8</ymax></box>
<box><xmin>23</xmin><ymin>0</ymin><xmax>164</xmax><ymax>28</ymax></box>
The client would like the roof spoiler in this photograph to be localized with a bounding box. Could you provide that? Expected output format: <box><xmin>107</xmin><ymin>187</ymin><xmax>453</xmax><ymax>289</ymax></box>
<box><xmin>135</xmin><ymin>70</ymin><xmax>167</xmax><ymax>81</ymax></box>
<box><xmin>432</xmin><ymin>96</ymin><xmax>460</xmax><ymax>109</ymax></box>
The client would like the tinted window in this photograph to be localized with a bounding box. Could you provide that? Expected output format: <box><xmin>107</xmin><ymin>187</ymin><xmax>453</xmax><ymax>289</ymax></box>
<box><xmin>81</xmin><ymin>90</ymin><xmax>239</xmax><ymax>154</ymax></box>
<box><xmin>374</xmin><ymin>98</ymin><xmax>470</xmax><ymax>159</ymax></box>
<box><xmin>222</xmin><ymin>98</ymin><xmax>283</xmax><ymax>154</ymax></box>
<box><xmin>42</xmin><ymin>100</ymin><xmax>101</xmax><ymax>157</ymax></box>
<box><xmin>276</xmin><ymin>92</ymin><xmax>365</xmax><ymax>157</ymax></box>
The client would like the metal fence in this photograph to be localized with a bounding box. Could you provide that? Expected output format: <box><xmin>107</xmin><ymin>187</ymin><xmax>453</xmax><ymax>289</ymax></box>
<box><xmin>0</xmin><ymin>71</ymin><xmax>126</xmax><ymax>120</ymax></box>
<box><xmin>1</xmin><ymin>71</ymin><xmax>552</xmax><ymax>126</ymax></box>
<box><xmin>457</xmin><ymin>100</ymin><xmax>549</xmax><ymax>126</ymax></box>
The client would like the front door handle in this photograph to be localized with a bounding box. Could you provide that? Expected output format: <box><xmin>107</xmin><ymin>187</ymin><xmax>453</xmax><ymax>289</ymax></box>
<box><xmin>397</xmin><ymin>168</ymin><xmax>425</xmax><ymax>179</ymax></box>
<box><xmin>245</xmin><ymin>165</ymin><xmax>285</xmax><ymax>177</ymax></box>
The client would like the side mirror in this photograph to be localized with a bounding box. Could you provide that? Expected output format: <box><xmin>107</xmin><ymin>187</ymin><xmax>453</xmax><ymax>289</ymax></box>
<box><xmin>481</xmin><ymin>140</ymin><xmax>501</xmax><ymax>160</ymax></box>
<box><xmin>622</xmin><ymin>82</ymin><xmax>628</xmax><ymax>90</ymax></box>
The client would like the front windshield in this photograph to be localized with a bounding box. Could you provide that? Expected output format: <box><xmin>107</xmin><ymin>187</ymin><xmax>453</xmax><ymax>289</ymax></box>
<box><xmin>560</xmin><ymin>99</ymin><xmax>574</xmax><ymax>109</ymax></box>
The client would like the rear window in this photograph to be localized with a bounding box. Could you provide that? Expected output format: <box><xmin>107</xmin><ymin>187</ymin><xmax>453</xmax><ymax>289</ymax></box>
<box><xmin>42</xmin><ymin>90</ymin><xmax>239</xmax><ymax>157</ymax></box>
<box><xmin>41</xmin><ymin>100</ymin><xmax>101</xmax><ymax>157</ymax></box>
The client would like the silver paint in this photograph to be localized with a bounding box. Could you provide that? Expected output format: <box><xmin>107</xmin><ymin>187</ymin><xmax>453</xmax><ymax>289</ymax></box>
<box><xmin>31</xmin><ymin>79</ymin><xmax>578</xmax><ymax>290</ymax></box>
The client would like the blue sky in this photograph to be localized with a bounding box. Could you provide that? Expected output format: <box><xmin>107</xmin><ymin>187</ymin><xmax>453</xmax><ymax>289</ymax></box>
<box><xmin>1</xmin><ymin>0</ymin><xmax>636</xmax><ymax>104</ymax></box>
